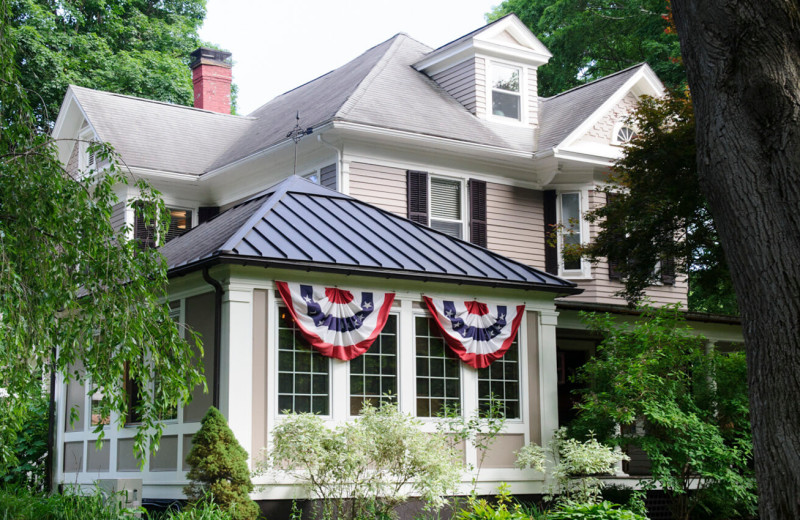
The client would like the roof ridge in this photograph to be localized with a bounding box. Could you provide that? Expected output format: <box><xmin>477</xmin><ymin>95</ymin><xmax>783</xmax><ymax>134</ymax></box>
<box><xmin>541</xmin><ymin>63</ymin><xmax>647</xmax><ymax>101</ymax></box>
<box><xmin>69</xmin><ymin>85</ymin><xmax>255</xmax><ymax>120</ymax></box>
<box><xmin>245</xmin><ymin>34</ymin><xmax>402</xmax><ymax>117</ymax></box>
<box><xmin>334</xmin><ymin>34</ymin><xmax>408</xmax><ymax>120</ymax></box>
<box><xmin>423</xmin><ymin>13</ymin><xmax>509</xmax><ymax>56</ymax></box>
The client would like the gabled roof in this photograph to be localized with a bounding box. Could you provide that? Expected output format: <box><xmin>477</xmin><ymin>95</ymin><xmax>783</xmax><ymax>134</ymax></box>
<box><xmin>69</xmin><ymin>85</ymin><xmax>254</xmax><ymax>175</ymax></box>
<box><xmin>161</xmin><ymin>176</ymin><xmax>580</xmax><ymax>294</ymax></box>
<box><xmin>537</xmin><ymin>64</ymin><xmax>647</xmax><ymax>151</ymax></box>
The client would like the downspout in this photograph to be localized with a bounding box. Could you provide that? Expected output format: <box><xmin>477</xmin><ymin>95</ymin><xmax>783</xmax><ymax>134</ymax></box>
<box><xmin>202</xmin><ymin>266</ymin><xmax>223</xmax><ymax>409</ymax></box>
<box><xmin>317</xmin><ymin>133</ymin><xmax>343</xmax><ymax>191</ymax></box>
<box><xmin>45</xmin><ymin>348</ymin><xmax>57</xmax><ymax>492</ymax></box>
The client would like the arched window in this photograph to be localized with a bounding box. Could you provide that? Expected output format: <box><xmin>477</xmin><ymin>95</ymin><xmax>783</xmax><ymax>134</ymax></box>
<box><xmin>615</xmin><ymin>126</ymin><xmax>637</xmax><ymax>144</ymax></box>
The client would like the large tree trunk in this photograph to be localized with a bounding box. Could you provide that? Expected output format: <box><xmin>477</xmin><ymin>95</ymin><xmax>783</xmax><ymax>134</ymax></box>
<box><xmin>670</xmin><ymin>1</ymin><xmax>800</xmax><ymax>518</ymax></box>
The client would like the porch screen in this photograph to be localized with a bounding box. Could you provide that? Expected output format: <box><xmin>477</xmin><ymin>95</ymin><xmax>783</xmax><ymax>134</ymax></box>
<box><xmin>422</xmin><ymin>296</ymin><xmax>525</xmax><ymax>369</ymax></box>
<box><xmin>276</xmin><ymin>281</ymin><xmax>396</xmax><ymax>361</ymax></box>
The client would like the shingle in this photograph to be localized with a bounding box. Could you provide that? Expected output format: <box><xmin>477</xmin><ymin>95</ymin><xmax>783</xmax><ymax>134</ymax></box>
<box><xmin>538</xmin><ymin>64</ymin><xmax>645</xmax><ymax>150</ymax></box>
<box><xmin>161</xmin><ymin>176</ymin><xmax>580</xmax><ymax>293</ymax></box>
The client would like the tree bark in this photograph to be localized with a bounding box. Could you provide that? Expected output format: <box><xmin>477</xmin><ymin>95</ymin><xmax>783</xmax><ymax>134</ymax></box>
<box><xmin>670</xmin><ymin>1</ymin><xmax>800</xmax><ymax>518</ymax></box>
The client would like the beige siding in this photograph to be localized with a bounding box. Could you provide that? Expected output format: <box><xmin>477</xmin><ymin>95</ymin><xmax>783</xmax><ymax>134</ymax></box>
<box><xmin>348</xmin><ymin>162</ymin><xmax>407</xmax><ymax>217</ymax></box>
<box><xmin>478</xmin><ymin>434</ymin><xmax>526</xmax><ymax>468</ymax></box>
<box><xmin>486</xmin><ymin>183</ymin><xmax>545</xmax><ymax>269</ymax></box>
<box><xmin>432</xmin><ymin>59</ymin><xmax>478</xmax><ymax>114</ymax></box>
<box><xmin>66</xmin><ymin>141</ymin><xmax>80</xmax><ymax>179</ymax></box>
<box><xmin>562</xmin><ymin>190</ymin><xmax>688</xmax><ymax>307</ymax></box>
<box><xmin>183</xmin><ymin>292</ymin><xmax>216</xmax><ymax>422</ymax></box>
<box><xmin>581</xmin><ymin>91</ymin><xmax>639</xmax><ymax>145</ymax></box>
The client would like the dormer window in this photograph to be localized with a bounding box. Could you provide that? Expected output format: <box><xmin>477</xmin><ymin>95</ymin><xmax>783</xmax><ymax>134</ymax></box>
<box><xmin>78</xmin><ymin>129</ymin><xmax>98</xmax><ymax>172</ymax></box>
<box><xmin>491</xmin><ymin>64</ymin><xmax>521</xmax><ymax>120</ymax></box>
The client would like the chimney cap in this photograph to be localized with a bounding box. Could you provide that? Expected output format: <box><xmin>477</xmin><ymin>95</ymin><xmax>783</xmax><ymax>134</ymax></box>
<box><xmin>189</xmin><ymin>47</ymin><xmax>232</xmax><ymax>69</ymax></box>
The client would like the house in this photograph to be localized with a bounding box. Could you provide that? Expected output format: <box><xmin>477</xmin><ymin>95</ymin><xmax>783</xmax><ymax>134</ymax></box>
<box><xmin>51</xmin><ymin>14</ymin><xmax>743</xmax><ymax>507</ymax></box>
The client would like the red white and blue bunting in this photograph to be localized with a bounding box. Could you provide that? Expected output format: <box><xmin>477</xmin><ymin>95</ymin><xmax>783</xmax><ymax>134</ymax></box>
<box><xmin>423</xmin><ymin>297</ymin><xmax>525</xmax><ymax>369</ymax></box>
<box><xmin>276</xmin><ymin>281</ymin><xmax>396</xmax><ymax>361</ymax></box>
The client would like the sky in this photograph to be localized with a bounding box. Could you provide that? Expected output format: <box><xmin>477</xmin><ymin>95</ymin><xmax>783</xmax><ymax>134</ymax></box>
<box><xmin>198</xmin><ymin>0</ymin><xmax>501</xmax><ymax>115</ymax></box>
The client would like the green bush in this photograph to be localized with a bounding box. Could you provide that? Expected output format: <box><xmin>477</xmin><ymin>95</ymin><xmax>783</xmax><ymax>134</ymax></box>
<box><xmin>1</xmin><ymin>396</ymin><xmax>49</xmax><ymax>492</ymax></box>
<box><xmin>547</xmin><ymin>501</ymin><xmax>649</xmax><ymax>520</ymax></box>
<box><xmin>184</xmin><ymin>407</ymin><xmax>260</xmax><ymax>520</ymax></box>
<box><xmin>454</xmin><ymin>484</ymin><xmax>534</xmax><ymax>520</ymax></box>
<box><xmin>0</xmin><ymin>485</ymin><xmax>137</xmax><ymax>519</ymax></box>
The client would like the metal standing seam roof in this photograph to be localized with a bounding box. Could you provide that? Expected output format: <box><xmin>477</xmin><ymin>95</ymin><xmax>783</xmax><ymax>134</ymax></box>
<box><xmin>161</xmin><ymin>176</ymin><xmax>580</xmax><ymax>294</ymax></box>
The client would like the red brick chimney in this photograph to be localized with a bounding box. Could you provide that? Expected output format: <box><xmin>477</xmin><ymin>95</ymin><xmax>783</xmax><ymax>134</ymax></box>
<box><xmin>189</xmin><ymin>47</ymin><xmax>232</xmax><ymax>114</ymax></box>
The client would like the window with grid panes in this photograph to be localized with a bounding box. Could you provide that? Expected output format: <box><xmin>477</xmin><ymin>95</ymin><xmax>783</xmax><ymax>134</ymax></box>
<box><xmin>278</xmin><ymin>308</ymin><xmax>330</xmax><ymax>415</ymax></box>
<box><xmin>415</xmin><ymin>316</ymin><xmax>461</xmax><ymax>417</ymax></box>
<box><xmin>477</xmin><ymin>336</ymin><xmax>520</xmax><ymax>419</ymax></box>
<box><xmin>350</xmin><ymin>315</ymin><xmax>398</xmax><ymax>415</ymax></box>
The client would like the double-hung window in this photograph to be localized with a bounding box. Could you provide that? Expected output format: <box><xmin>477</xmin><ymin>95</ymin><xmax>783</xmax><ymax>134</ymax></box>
<box><xmin>491</xmin><ymin>64</ymin><xmax>521</xmax><ymax>120</ymax></box>
<box><xmin>415</xmin><ymin>316</ymin><xmax>461</xmax><ymax>417</ymax></box>
<box><xmin>558</xmin><ymin>192</ymin><xmax>584</xmax><ymax>274</ymax></box>
<box><xmin>277</xmin><ymin>308</ymin><xmax>330</xmax><ymax>415</ymax></box>
<box><xmin>349</xmin><ymin>315</ymin><xmax>398</xmax><ymax>415</ymax></box>
<box><xmin>429</xmin><ymin>177</ymin><xmax>464</xmax><ymax>239</ymax></box>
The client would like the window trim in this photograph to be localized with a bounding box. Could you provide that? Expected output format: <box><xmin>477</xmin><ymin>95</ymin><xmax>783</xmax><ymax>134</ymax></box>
<box><xmin>556</xmin><ymin>189</ymin><xmax>591</xmax><ymax>279</ymax></box>
<box><xmin>428</xmin><ymin>174</ymin><xmax>469</xmax><ymax>241</ymax></box>
<box><xmin>347</xmin><ymin>312</ymin><xmax>400</xmax><ymax>418</ymax></box>
<box><xmin>611</xmin><ymin>122</ymin><xmax>638</xmax><ymax>146</ymax></box>
<box><xmin>487</xmin><ymin>60</ymin><xmax>527</xmax><ymax>125</ymax></box>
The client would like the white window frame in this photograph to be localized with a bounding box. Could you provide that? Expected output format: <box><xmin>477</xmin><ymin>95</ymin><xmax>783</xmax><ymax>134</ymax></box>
<box><xmin>347</xmin><ymin>312</ymin><xmax>400</xmax><ymax>418</ymax></box>
<box><xmin>487</xmin><ymin>60</ymin><xmax>526</xmax><ymax>125</ymax></box>
<box><xmin>556</xmin><ymin>189</ymin><xmax>591</xmax><ymax>279</ymax></box>
<box><xmin>78</xmin><ymin>128</ymin><xmax>98</xmax><ymax>174</ymax></box>
<box><xmin>611</xmin><ymin>121</ymin><xmax>638</xmax><ymax>146</ymax></box>
<box><xmin>428</xmin><ymin>175</ymin><xmax>469</xmax><ymax>241</ymax></box>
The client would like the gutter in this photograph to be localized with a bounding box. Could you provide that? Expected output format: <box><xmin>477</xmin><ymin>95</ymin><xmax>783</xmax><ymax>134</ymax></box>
<box><xmin>172</xmin><ymin>255</ymin><xmax>583</xmax><ymax>297</ymax></box>
<box><xmin>201</xmin><ymin>267</ymin><xmax>224</xmax><ymax>408</ymax></box>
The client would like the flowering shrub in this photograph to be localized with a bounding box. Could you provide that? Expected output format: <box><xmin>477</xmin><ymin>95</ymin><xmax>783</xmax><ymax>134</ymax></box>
<box><xmin>516</xmin><ymin>428</ymin><xmax>627</xmax><ymax>506</ymax></box>
<box><xmin>263</xmin><ymin>402</ymin><xmax>461</xmax><ymax>519</ymax></box>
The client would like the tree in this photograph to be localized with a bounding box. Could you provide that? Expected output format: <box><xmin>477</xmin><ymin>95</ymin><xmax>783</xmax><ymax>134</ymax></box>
<box><xmin>577</xmin><ymin>90</ymin><xmax>738</xmax><ymax>314</ymax></box>
<box><xmin>184</xmin><ymin>407</ymin><xmax>260</xmax><ymax>520</ymax></box>
<box><xmin>488</xmin><ymin>0</ymin><xmax>684</xmax><ymax>96</ymax></box>
<box><xmin>571</xmin><ymin>308</ymin><xmax>756</xmax><ymax>520</ymax></box>
<box><xmin>8</xmin><ymin>0</ymin><xmax>207</xmax><ymax>127</ymax></box>
<box><xmin>669</xmin><ymin>1</ymin><xmax>800</xmax><ymax>518</ymax></box>
<box><xmin>1</xmin><ymin>0</ymin><xmax>204</xmax><ymax>476</ymax></box>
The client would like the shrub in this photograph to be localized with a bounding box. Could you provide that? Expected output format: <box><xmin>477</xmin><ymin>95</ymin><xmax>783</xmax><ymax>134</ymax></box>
<box><xmin>454</xmin><ymin>484</ymin><xmax>532</xmax><ymax>520</ymax></box>
<box><xmin>265</xmin><ymin>402</ymin><xmax>461</xmax><ymax>519</ymax></box>
<box><xmin>184</xmin><ymin>407</ymin><xmax>260</xmax><ymax>520</ymax></box>
<box><xmin>1</xmin><ymin>395</ymin><xmax>49</xmax><ymax>492</ymax></box>
<box><xmin>547</xmin><ymin>501</ymin><xmax>649</xmax><ymax>520</ymax></box>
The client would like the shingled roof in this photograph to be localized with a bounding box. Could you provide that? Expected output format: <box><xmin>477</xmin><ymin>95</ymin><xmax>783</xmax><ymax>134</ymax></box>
<box><xmin>161</xmin><ymin>176</ymin><xmax>580</xmax><ymax>294</ymax></box>
<box><xmin>537</xmin><ymin>64</ymin><xmax>646</xmax><ymax>150</ymax></box>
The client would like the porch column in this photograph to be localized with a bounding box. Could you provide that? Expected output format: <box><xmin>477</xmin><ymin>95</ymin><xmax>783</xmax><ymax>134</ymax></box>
<box><xmin>538</xmin><ymin>310</ymin><xmax>560</xmax><ymax>449</ymax></box>
<box><xmin>220</xmin><ymin>284</ymin><xmax>254</xmax><ymax>462</ymax></box>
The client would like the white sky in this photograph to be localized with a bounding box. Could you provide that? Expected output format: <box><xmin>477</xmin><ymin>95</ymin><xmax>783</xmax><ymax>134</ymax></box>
<box><xmin>199</xmin><ymin>0</ymin><xmax>500</xmax><ymax>115</ymax></box>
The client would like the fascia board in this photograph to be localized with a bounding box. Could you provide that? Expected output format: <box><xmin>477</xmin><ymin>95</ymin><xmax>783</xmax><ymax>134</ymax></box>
<box><xmin>332</xmin><ymin>120</ymin><xmax>532</xmax><ymax>162</ymax></box>
<box><xmin>474</xmin><ymin>16</ymin><xmax>552</xmax><ymax>60</ymax></box>
<box><xmin>556</xmin><ymin>68</ymin><xmax>660</xmax><ymax>151</ymax></box>
<box><xmin>413</xmin><ymin>40</ymin><xmax>476</xmax><ymax>74</ymax></box>
<box><xmin>125</xmin><ymin>166</ymin><xmax>201</xmax><ymax>183</ymax></box>
<box><xmin>473</xmin><ymin>40</ymin><xmax>550</xmax><ymax>66</ymax></box>
<box><xmin>52</xmin><ymin>88</ymin><xmax>100</xmax><ymax>164</ymax></box>
<box><xmin>553</xmin><ymin>149</ymin><xmax>614</xmax><ymax>167</ymax></box>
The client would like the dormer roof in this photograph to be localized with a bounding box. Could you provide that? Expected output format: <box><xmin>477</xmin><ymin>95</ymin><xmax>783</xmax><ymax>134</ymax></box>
<box><xmin>413</xmin><ymin>14</ymin><xmax>552</xmax><ymax>75</ymax></box>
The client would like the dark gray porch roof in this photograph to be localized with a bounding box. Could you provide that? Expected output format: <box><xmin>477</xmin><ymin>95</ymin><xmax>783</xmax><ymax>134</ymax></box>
<box><xmin>161</xmin><ymin>176</ymin><xmax>580</xmax><ymax>294</ymax></box>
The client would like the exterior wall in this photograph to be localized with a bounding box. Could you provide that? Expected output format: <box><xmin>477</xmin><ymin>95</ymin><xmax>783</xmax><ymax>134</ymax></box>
<box><xmin>579</xmin><ymin>91</ymin><xmax>639</xmax><ymax>145</ymax></box>
<box><xmin>560</xmin><ymin>189</ymin><xmax>688</xmax><ymax>307</ymax></box>
<box><xmin>431</xmin><ymin>58</ymin><xmax>479</xmax><ymax>114</ymax></box>
<box><xmin>111</xmin><ymin>202</ymin><xmax>126</xmax><ymax>233</ymax></box>
<box><xmin>486</xmin><ymin>183</ymin><xmax>545</xmax><ymax>269</ymax></box>
<box><xmin>66</xmin><ymin>141</ymin><xmax>80</xmax><ymax>179</ymax></box>
<box><xmin>475</xmin><ymin>57</ymin><xmax>487</xmax><ymax>118</ymax></box>
<box><xmin>348</xmin><ymin>162</ymin><xmax>407</xmax><ymax>217</ymax></box>
<box><xmin>526</xmin><ymin>66</ymin><xmax>539</xmax><ymax>128</ymax></box>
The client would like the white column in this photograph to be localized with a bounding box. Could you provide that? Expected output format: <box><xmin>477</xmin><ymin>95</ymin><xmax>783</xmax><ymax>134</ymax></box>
<box><xmin>398</xmin><ymin>299</ymin><xmax>415</xmax><ymax>416</ymax></box>
<box><xmin>538</xmin><ymin>310</ymin><xmax>560</xmax><ymax>449</ymax></box>
<box><xmin>220</xmin><ymin>285</ymin><xmax>254</xmax><ymax>462</ymax></box>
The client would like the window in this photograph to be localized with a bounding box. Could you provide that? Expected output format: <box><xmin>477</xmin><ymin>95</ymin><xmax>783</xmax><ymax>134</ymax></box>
<box><xmin>277</xmin><ymin>308</ymin><xmax>330</xmax><ymax>415</ymax></box>
<box><xmin>134</xmin><ymin>203</ymin><xmax>193</xmax><ymax>248</ymax></box>
<box><xmin>559</xmin><ymin>192</ymin><xmax>583</xmax><ymax>273</ymax></box>
<box><xmin>477</xmin><ymin>336</ymin><xmax>520</xmax><ymax>419</ymax></box>
<box><xmin>612</xmin><ymin>124</ymin><xmax>638</xmax><ymax>145</ymax></box>
<box><xmin>415</xmin><ymin>316</ymin><xmax>461</xmax><ymax>417</ymax></box>
<box><xmin>491</xmin><ymin>64</ymin><xmax>521</xmax><ymax>120</ymax></box>
<box><xmin>430</xmin><ymin>177</ymin><xmax>464</xmax><ymax>239</ymax></box>
<box><xmin>350</xmin><ymin>315</ymin><xmax>398</xmax><ymax>415</ymax></box>
<box><xmin>78</xmin><ymin>129</ymin><xmax>98</xmax><ymax>172</ymax></box>
<box><xmin>90</xmin><ymin>384</ymin><xmax>110</xmax><ymax>427</ymax></box>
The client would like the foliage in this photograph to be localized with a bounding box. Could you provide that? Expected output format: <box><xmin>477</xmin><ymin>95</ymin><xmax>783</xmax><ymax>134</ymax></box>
<box><xmin>488</xmin><ymin>0</ymin><xmax>684</xmax><ymax>97</ymax></box>
<box><xmin>7</xmin><ymin>0</ymin><xmax>208</xmax><ymax>127</ymax></box>
<box><xmin>516</xmin><ymin>428</ymin><xmax>627</xmax><ymax>507</ymax></box>
<box><xmin>1</xmin><ymin>0</ymin><xmax>205</xmax><ymax>472</ymax></box>
<box><xmin>184</xmin><ymin>408</ymin><xmax>260</xmax><ymax>520</ymax></box>
<box><xmin>576</xmin><ymin>90</ymin><xmax>736</xmax><ymax>314</ymax></box>
<box><xmin>571</xmin><ymin>307</ymin><xmax>756</xmax><ymax>520</ymax></box>
<box><xmin>454</xmin><ymin>483</ymin><xmax>531</xmax><ymax>520</ymax></box>
<box><xmin>437</xmin><ymin>395</ymin><xmax>506</xmax><ymax>488</ymax></box>
<box><xmin>1</xmin><ymin>395</ymin><xmax>48</xmax><ymax>492</ymax></box>
<box><xmin>547</xmin><ymin>501</ymin><xmax>649</xmax><ymax>520</ymax></box>
<box><xmin>264</xmin><ymin>402</ymin><xmax>461</xmax><ymax>520</ymax></box>
<box><xmin>0</xmin><ymin>486</ymin><xmax>233</xmax><ymax>519</ymax></box>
